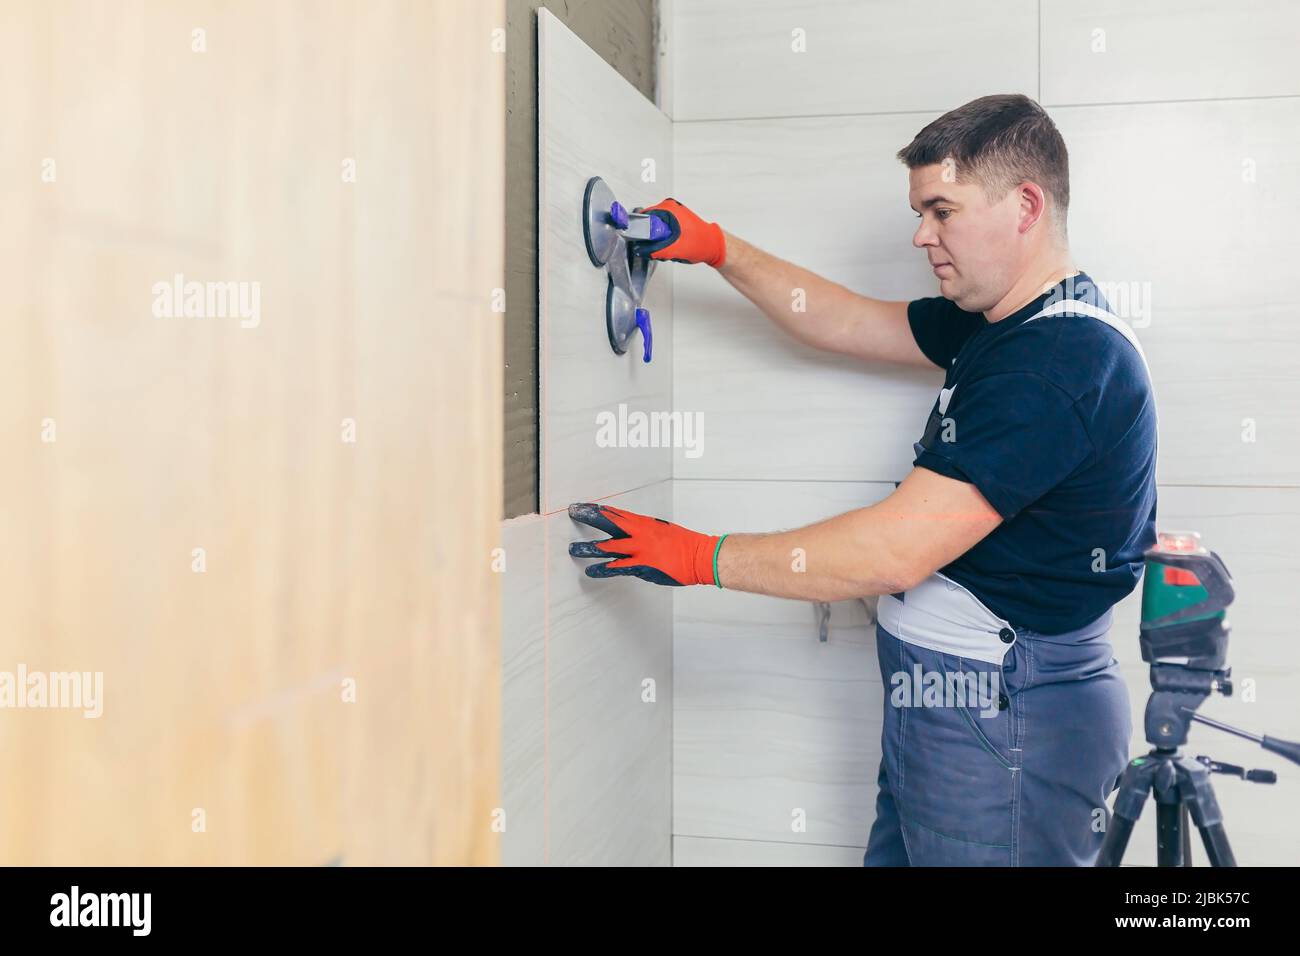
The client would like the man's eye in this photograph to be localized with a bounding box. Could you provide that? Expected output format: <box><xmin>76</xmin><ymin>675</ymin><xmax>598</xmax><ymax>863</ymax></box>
<box><xmin>936</xmin><ymin>209</ymin><xmax>953</xmax><ymax>220</ymax></box>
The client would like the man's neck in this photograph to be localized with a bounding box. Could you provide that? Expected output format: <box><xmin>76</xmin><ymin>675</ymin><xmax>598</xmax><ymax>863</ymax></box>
<box><xmin>985</xmin><ymin>256</ymin><xmax>1078</xmax><ymax>323</ymax></box>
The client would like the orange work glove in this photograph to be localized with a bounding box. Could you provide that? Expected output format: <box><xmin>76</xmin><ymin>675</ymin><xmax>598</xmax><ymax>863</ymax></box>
<box><xmin>568</xmin><ymin>503</ymin><xmax>727</xmax><ymax>587</ymax></box>
<box><xmin>631</xmin><ymin>198</ymin><xmax>727</xmax><ymax>267</ymax></box>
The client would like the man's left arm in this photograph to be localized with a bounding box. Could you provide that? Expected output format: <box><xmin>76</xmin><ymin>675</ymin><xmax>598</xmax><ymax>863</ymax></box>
<box><xmin>568</xmin><ymin>466</ymin><xmax>1003</xmax><ymax>600</ymax></box>
<box><xmin>715</xmin><ymin>466</ymin><xmax>1002</xmax><ymax>599</ymax></box>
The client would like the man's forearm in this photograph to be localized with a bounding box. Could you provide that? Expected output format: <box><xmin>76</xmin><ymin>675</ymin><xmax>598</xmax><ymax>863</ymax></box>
<box><xmin>714</xmin><ymin>506</ymin><xmax>911</xmax><ymax>601</ymax></box>
<box><xmin>717</xmin><ymin>232</ymin><xmax>870</xmax><ymax>354</ymax></box>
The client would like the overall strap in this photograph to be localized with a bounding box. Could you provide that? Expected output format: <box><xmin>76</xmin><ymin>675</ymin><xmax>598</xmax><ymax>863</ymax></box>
<box><xmin>1024</xmin><ymin>298</ymin><xmax>1152</xmax><ymax>380</ymax></box>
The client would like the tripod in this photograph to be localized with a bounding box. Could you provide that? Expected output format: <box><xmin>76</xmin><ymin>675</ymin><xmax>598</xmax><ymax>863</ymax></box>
<box><xmin>1096</xmin><ymin>661</ymin><xmax>1300</xmax><ymax>866</ymax></box>
<box><xmin>1096</xmin><ymin>535</ymin><xmax>1300</xmax><ymax>866</ymax></box>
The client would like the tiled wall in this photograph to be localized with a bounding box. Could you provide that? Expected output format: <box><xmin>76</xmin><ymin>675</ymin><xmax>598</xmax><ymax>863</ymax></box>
<box><xmin>499</xmin><ymin>11</ymin><xmax>674</xmax><ymax>866</ymax></box>
<box><xmin>668</xmin><ymin>0</ymin><xmax>1300</xmax><ymax>866</ymax></box>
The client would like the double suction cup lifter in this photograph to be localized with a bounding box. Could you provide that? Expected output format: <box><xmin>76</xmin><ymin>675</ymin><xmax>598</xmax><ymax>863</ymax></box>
<box><xmin>582</xmin><ymin>176</ymin><xmax>668</xmax><ymax>363</ymax></box>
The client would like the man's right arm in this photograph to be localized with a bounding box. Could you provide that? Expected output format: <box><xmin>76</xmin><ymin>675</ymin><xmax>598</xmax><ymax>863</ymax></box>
<box><xmin>717</xmin><ymin>232</ymin><xmax>938</xmax><ymax>370</ymax></box>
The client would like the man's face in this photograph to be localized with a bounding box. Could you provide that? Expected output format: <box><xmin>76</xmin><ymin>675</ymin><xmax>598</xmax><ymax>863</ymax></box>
<box><xmin>907</xmin><ymin>163</ymin><xmax>1022</xmax><ymax>314</ymax></box>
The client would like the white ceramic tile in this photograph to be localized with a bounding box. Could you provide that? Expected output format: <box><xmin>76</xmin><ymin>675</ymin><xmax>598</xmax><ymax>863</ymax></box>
<box><xmin>500</xmin><ymin>482</ymin><xmax>675</xmax><ymax>866</ymax></box>
<box><xmin>500</xmin><ymin>515</ymin><xmax>546</xmax><ymax>866</ymax></box>
<box><xmin>672</xmin><ymin>113</ymin><xmax>951</xmax><ymax>481</ymax></box>
<box><xmin>671</xmin><ymin>0</ymin><xmax>1038</xmax><ymax>121</ymax></box>
<box><xmin>1056</xmin><ymin>98</ymin><xmax>1300</xmax><ymax>485</ymax></box>
<box><xmin>1041</xmin><ymin>0</ymin><xmax>1300</xmax><ymax>106</ymax></box>
<box><xmin>673</xmin><ymin>834</ymin><xmax>866</xmax><ymax>866</ymax></box>
<box><xmin>673</xmin><ymin>480</ymin><xmax>894</xmax><ymax>846</ymax></box>
<box><xmin>539</xmin><ymin>10</ymin><xmax>674</xmax><ymax>514</ymax></box>
<box><xmin>548</xmin><ymin>480</ymin><xmax>674</xmax><ymax>865</ymax></box>
<box><xmin>672</xmin><ymin>99</ymin><xmax>1300</xmax><ymax>485</ymax></box>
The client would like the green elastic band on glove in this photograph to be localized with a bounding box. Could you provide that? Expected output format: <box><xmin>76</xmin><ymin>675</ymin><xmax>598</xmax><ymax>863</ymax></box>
<box><xmin>713</xmin><ymin>534</ymin><xmax>729</xmax><ymax>589</ymax></box>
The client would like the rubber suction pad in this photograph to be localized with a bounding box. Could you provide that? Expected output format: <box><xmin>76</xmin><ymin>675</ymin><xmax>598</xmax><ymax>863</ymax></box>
<box><xmin>583</xmin><ymin>177</ymin><xmax>620</xmax><ymax>267</ymax></box>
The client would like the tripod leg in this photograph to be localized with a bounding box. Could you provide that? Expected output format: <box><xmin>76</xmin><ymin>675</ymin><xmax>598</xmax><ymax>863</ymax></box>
<box><xmin>1196</xmin><ymin>824</ymin><xmax>1237</xmax><ymax>867</ymax></box>
<box><xmin>1177</xmin><ymin>754</ymin><xmax>1237</xmax><ymax>868</ymax></box>
<box><xmin>1096</xmin><ymin>815</ymin><xmax>1135</xmax><ymax>867</ymax></box>
<box><xmin>1095</xmin><ymin>759</ymin><xmax>1152</xmax><ymax>867</ymax></box>
<box><xmin>1156</xmin><ymin>801</ymin><xmax>1183</xmax><ymax>866</ymax></box>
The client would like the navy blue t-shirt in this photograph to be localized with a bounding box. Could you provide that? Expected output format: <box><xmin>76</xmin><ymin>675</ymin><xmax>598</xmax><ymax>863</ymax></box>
<box><xmin>907</xmin><ymin>271</ymin><xmax>1158</xmax><ymax>636</ymax></box>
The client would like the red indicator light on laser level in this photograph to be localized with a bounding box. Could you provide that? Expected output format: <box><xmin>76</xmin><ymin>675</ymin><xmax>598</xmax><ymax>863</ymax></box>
<box><xmin>1163</xmin><ymin>566</ymin><xmax>1201</xmax><ymax>586</ymax></box>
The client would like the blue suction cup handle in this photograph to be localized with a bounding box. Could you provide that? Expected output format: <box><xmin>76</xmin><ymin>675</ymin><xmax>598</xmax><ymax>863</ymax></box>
<box><xmin>635</xmin><ymin>308</ymin><xmax>652</xmax><ymax>363</ymax></box>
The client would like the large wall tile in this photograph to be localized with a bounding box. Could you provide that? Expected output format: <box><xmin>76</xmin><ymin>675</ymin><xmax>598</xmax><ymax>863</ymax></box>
<box><xmin>1056</xmin><ymin>98</ymin><xmax>1300</xmax><ymax>485</ymax></box>
<box><xmin>674</xmin><ymin>479</ymin><xmax>894</xmax><ymax>846</ymax></box>
<box><xmin>500</xmin><ymin>515</ymin><xmax>546</xmax><ymax>866</ymax></box>
<box><xmin>673</xmin><ymin>113</ymin><xmax>950</xmax><ymax>481</ymax></box>
<box><xmin>499</xmin><ymin>481</ymin><xmax>673</xmax><ymax>866</ymax></box>
<box><xmin>1041</xmin><ymin>0</ymin><xmax>1300</xmax><ymax>106</ymax></box>
<box><xmin>671</xmin><ymin>0</ymin><xmax>1037</xmax><ymax>121</ymax></box>
<box><xmin>550</xmin><ymin>480</ymin><xmax>674</xmax><ymax>865</ymax></box>
<box><xmin>539</xmin><ymin>10</ymin><xmax>674</xmax><ymax>514</ymax></box>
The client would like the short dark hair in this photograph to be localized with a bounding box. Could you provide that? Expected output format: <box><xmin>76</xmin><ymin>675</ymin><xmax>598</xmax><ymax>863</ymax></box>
<box><xmin>897</xmin><ymin>94</ymin><xmax>1070</xmax><ymax>238</ymax></box>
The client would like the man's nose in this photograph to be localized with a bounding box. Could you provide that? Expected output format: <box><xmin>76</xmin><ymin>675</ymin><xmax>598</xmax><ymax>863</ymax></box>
<box><xmin>912</xmin><ymin>220</ymin><xmax>938</xmax><ymax>248</ymax></box>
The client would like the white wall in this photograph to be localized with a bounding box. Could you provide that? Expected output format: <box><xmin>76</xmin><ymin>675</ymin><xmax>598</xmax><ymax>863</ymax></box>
<box><xmin>669</xmin><ymin>0</ymin><xmax>1300</xmax><ymax>866</ymax></box>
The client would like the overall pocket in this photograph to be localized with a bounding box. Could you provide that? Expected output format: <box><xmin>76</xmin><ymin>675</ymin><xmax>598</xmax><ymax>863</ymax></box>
<box><xmin>938</xmin><ymin>651</ymin><xmax>1015</xmax><ymax>770</ymax></box>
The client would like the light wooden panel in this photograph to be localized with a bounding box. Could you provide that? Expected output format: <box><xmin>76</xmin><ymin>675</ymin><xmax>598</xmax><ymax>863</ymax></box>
<box><xmin>671</xmin><ymin>0</ymin><xmax>1037</xmax><ymax>121</ymax></box>
<box><xmin>674</xmin><ymin>479</ymin><xmax>894</xmax><ymax>847</ymax></box>
<box><xmin>0</xmin><ymin>0</ymin><xmax>503</xmax><ymax>865</ymax></box>
<box><xmin>539</xmin><ymin>9</ymin><xmax>673</xmax><ymax>515</ymax></box>
<box><xmin>1041</xmin><ymin>0</ymin><xmax>1300</xmax><ymax>106</ymax></box>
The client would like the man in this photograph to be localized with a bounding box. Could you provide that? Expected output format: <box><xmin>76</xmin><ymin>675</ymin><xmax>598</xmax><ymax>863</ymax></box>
<box><xmin>568</xmin><ymin>94</ymin><xmax>1157</xmax><ymax>866</ymax></box>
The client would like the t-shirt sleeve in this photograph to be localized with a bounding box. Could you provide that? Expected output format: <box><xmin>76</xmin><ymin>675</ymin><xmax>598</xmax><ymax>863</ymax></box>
<box><xmin>913</xmin><ymin>371</ymin><xmax>1095</xmax><ymax>520</ymax></box>
<box><xmin>907</xmin><ymin>295</ymin><xmax>985</xmax><ymax>369</ymax></box>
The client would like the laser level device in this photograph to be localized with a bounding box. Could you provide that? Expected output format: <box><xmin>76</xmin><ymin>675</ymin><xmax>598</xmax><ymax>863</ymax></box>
<box><xmin>1098</xmin><ymin>531</ymin><xmax>1300</xmax><ymax>866</ymax></box>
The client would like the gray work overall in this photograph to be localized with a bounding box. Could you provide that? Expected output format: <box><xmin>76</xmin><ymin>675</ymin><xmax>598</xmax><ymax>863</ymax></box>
<box><xmin>864</xmin><ymin>299</ymin><xmax>1154</xmax><ymax>866</ymax></box>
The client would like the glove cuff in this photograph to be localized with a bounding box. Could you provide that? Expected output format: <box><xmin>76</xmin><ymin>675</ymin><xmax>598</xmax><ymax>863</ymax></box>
<box><xmin>691</xmin><ymin>533</ymin><xmax>725</xmax><ymax>587</ymax></box>
<box><xmin>706</xmin><ymin>222</ymin><xmax>727</xmax><ymax>268</ymax></box>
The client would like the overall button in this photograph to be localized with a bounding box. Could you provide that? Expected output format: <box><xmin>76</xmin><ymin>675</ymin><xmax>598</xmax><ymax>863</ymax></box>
<box><xmin>998</xmin><ymin>627</ymin><xmax>1015</xmax><ymax>644</ymax></box>
<box><xmin>998</xmin><ymin>693</ymin><xmax>1009</xmax><ymax>711</ymax></box>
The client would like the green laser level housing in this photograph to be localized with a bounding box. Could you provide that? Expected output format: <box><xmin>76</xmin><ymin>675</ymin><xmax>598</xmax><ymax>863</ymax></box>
<box><xmin>1139</xmin><ymin>531</ymin><xmax>1235</xmax><ymax>672</ymax></box>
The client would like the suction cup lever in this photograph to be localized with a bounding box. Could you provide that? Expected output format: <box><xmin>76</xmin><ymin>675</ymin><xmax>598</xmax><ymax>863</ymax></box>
<box><xmin>635</xmin><ymin>308</ymin><xmax>652</xmax><ymax>363</ymax></box>
<box><xmin>611</xmin><ymin>200</ymin><xmax>670</xmax><ymax>242</ymax></box>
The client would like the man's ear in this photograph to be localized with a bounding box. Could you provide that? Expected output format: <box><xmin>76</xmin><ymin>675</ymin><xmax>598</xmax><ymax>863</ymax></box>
<box><xmin>1018</xmin><ymin>181</ymin><xmax>1048</xmax><ymax>234</ymax></box>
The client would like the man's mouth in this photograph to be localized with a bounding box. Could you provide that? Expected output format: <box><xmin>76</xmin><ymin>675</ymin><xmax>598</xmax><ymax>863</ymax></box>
<box><xmin>932</xmin><ymin>261</ymin><xmax>953</xmax><ymax>273</ymax></box>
